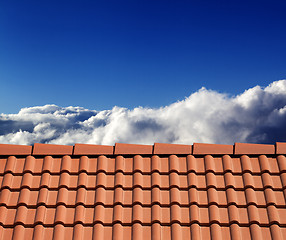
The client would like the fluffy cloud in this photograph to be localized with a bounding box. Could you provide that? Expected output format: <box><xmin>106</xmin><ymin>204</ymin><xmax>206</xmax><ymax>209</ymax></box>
<box><xmin>1</xmin><ymin>80</ymin><xmax>286</xmax><ymax>145</ymax></box>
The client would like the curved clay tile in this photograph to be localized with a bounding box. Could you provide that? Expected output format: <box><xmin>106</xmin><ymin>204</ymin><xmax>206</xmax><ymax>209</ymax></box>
<box><xmin>0</xmin><ymin>142</ymin><xmax>286</xmax><ymax>239</ymax></box>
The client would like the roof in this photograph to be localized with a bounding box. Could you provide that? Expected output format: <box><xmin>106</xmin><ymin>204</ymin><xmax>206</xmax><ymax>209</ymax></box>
<box><xmin>0</xmin><ymin>142</ymin><xmax>286</xmax><ymax>239</ymax></box>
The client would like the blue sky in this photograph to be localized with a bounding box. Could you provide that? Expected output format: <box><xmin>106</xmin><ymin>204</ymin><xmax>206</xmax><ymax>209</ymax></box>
<box><xmin>1</xmin><ymin>0</ymin><xmax>286</xmax><ymax>114</ymax></box>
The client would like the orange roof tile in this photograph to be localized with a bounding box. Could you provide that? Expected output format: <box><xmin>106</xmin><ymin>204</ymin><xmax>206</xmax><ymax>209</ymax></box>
<box><xmin>114</xmin><ymin>143</ymin><xmax>153</xmax><ymax>155</ymax></box>
<box><xmin>0</xmin><ymin>144</ymin><xmax>32</xmax><ymax>155</ymax></box>
<box><xmin>276</xmin><ymin>142</ymin><xmax>286</xmax><ymax>154</ymax></box>
<box><xmin>73</xmin><ymin>143</ymin><xmax>114</xmax><ymax>155</ymax></box>
<box><xmin>0</xmin><ymin>142</ymin><xmax>285</xmax><ymax>239</ymax></box>
<box><xmin>193</xmin><ymin>143</ymin><xmax>233</xmax><ymax>154</ymax></box>
<box><xmin>234</xmin><ymin>142</ymin><xmax>275</xmax><ymax>155</ymax></box>
<box><xmin>33</xmin><ymin>143</ymin><xmax>73</xmax><ymax>155</ymax></box>
<box><xmin>153</xmin><ymin>143</ymin><xmax>192</xmax><ymax>155</ymax></box>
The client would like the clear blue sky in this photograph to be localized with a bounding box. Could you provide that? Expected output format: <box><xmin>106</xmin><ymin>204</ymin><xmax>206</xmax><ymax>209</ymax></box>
<box><xmin>1</xmin><ymin>0</ymin><xmax>285</xmax><ymax>113</ymax></box>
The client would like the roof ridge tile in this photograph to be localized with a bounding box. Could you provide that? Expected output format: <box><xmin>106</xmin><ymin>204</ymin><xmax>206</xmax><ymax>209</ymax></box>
<box><xmin>0</xmin><ymin>142</ymin><xmax>285</xmax><ymax>155</ymax></box>
<box><xmin>74</xmin><ymin>143</ymin><xmax>114</xmax><ymax>155</ymax></box>
<box><xmin>0</xmin><ymin>144</ymin><xmax>32</xmax><ymax>156</ymax></box>
<box><xmin>234</xmin><ymin>143</ymin><xmax>275</xmax><ymax>155</ymax></box>
<box><xmin>193</xmin><ymin>143</ymin><xmax>233</xmax><ymax>155</ymax></box>
<box><xmin>33</xmin><ymin>143</ymin><xmax>73</xmax><ymax>156</ymax></box>
<box><xmin>153</xmin><ymin>143</ymin><xmax>192</xmax><ymax>155</ymax></box>
<box><xmin>276</xmin><ymin>142</ymin><xmax>286</xmax><ymax>154</ymax></box>
<box><xmin>114</xmin><ymin>143</ymin><xmax>153</xmax><ymax>155</ymax></box>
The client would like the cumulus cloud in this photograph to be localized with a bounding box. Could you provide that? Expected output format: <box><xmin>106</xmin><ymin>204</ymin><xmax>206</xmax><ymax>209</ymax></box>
<box><xmin>1</xmin><ymin>80</ymin><xmax>286</xmax><ymax>145</ymax></box>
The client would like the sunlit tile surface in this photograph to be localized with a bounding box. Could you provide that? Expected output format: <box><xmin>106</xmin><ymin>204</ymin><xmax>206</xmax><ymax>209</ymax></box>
<box><xmin>0</xmin><ymin>142</ymin><xmax>286</xmax><ymax>239</ymax></box>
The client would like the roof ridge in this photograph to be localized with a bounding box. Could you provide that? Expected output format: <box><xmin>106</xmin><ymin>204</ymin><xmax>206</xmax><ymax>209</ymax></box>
<box><xmin>0</xmin><ymin>142</ymin><xmax>285</xmax><ymax>156</ymax></box>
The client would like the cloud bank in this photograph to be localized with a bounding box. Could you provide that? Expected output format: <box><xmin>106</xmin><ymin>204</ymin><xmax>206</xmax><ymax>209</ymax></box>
<box><xmin>1</xmin><ymin>80</ymin><xmax>286</xmax><ymax>145</ymax></box>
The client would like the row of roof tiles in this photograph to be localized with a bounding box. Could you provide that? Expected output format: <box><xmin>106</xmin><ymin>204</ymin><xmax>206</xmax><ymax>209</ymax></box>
<box><xmin>1</xmin><ymin>204</ymin><xmax>286</xmax><ymax>226</ymax></box>
<box><xmin>1</xmin><ymin>187</ymin><xmax>285</xmax><ymax>207</ymax></box>
<box><xmin>2</xmin><ymin>224</ymin><xmax>284</xmax><ymax>240</ymax></box>
<box><xmin>1</xmin><ymin>155</ymin><xmax>286</xmax><ymax>175</ymax></box>
<box><xmin>1</xmin><ymin>142</ymin><xmax>286</xmax><ymax>240</ymax></box>
<box><xmin>1</xmin><ymin>142</ymin><xmax>286</xmax><ymax>156</ymax></box>
<box><xmin>1</xmin><ymin>172</ymin><xmax>285</xmax><ymax>190</ymax></box>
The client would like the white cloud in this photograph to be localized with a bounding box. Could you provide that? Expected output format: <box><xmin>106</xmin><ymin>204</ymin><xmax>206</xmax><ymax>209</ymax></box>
<box><xmin>0</xmin><ymin>80</ymin><xmax>286</xmax><ymax>145</ymax></box>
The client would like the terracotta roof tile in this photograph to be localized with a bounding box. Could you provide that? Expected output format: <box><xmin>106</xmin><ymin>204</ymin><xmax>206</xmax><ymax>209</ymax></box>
<box><xmin>0</xmin><ymin>142</ymin><xmax>285</xmax><ymax>239</ymax></box>
<box><xmin>73</xmin><ymin>143</ymin><xmax>114</xmax><ymax>155</ymax></box>
<box><xmin>33</xmin><ymin>143</ymin><xmax>73</xmax><ymax>155</ymax></box>
<box><xmin>153</xmin><ymin>143</ymin><xmax>192</xmax><ymax>154</ymax></box>
<box><xmin>114</xmin><ymin>143</ymin><xmax>153</xmax><ymax>155</ymax></box>
<box><xmin>234</xmin><ymin>142</ymin><xmax>275</xmax><ymax>155</ymax></box>
<box><xmin>276</xmin><ymin>142</ymin><xmax>286</xmax><ymax>154</ymax></box>
<box><xmin>193</xmin><ymin>143</ymin><xmax>233</xmax><ymax>155</ymax></box>
<box><xmin>0</xmin><ymin>144</ymin><xmax>32</xmax><ymax>155</ymax></box>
